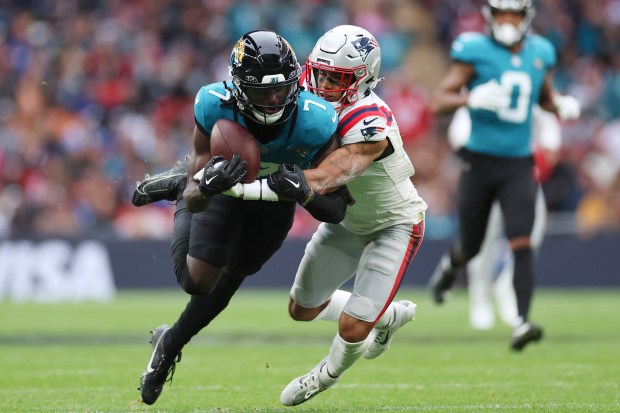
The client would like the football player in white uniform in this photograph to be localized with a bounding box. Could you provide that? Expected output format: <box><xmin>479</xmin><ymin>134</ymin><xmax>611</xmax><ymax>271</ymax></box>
<box><xmin>448</xmin><ymin>106</ymin><xmax>561</xmax><ymax>330</ymax></box>
<box><xmin>271</xmin><ymin>25</ymin><xmax>427</xmax><ymax>405</ymax></box>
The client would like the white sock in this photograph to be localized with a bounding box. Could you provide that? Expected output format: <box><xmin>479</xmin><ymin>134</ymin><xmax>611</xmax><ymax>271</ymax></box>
<box><xmin>324</xmin><ymin>333</ymin><xmax>368</xmax><ymax>378</ymax></box>
<box><xmin>374</xmin><ymin>302</ymin><xmax>397</xmax><ymax>329</ymax></box>
<box><xmin>512</xmin><ymin>316</ymin><xmax>525</xmax><ymax>329</ymax></box>
<box><xmin>314</xmin><ymin>290</ymin><xmax>351</xmax><ymax>322</ymax></box>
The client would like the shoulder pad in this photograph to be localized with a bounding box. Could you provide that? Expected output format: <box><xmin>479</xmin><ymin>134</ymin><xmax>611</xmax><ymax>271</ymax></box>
<box><xmin>296</xmin><ymin>91</ymin><xmax>338</xmax><ymax>135</ymax></box>
<box><xmin>528</xmin><ymin>34</ymin><xmax>557</xmax><ymax>68</ymax></box>
<box><xmin>194</xmin><ymin>82</ymin><xmax>234</xmax><ymax>134</ymax></box>
<box><xmin>451</xmin><ymin>32</ymin><xmax>491</xmax><ymax>64</ymax></box>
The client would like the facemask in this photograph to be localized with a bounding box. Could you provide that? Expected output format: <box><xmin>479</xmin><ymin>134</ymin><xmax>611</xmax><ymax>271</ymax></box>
<box><xmin>492</xmin><ymin>22</ymin><xmax>522</xmax><ymax>46</ymax></box>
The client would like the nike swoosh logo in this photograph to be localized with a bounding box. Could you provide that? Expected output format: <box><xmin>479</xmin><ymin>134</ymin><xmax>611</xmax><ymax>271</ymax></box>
<box><xmin>363</xmin><ymin>117</ymin><xmax>378</xmax><ymax>126</ymax></box>
<box><xmin>377</xmin><ymin>331</ymin><xmax>390</xmax><ymax>345</ymax></box>
<box><xmin>142</xmin><ymin>175</ymin><xmax>184</xmax><ymax>192</ymax></box>
<box><xmin>284</xmin><ymin>177</ymin><xmax>300</xmax><ymax>188</ymax></box>
<box><xmin>204</xmin><ymin>173</ymin><xmax>219</xmax><ymax>185</ymax></box>
<box><xmin>145</xmin><ymin>332</ymin><xmax>166</xmax><ymax>373</ymax></box>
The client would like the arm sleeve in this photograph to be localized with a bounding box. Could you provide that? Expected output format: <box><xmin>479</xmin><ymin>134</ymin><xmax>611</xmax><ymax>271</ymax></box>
<box><xmin>302</xmin><ymin>186</ymin><xmax>354</xmax><ymax>224</ymax></box>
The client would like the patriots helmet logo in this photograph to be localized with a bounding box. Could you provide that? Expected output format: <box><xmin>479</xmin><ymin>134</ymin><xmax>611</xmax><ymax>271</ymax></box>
<box><xmin>361</xmin><ymin>126</ymin><xmax>384</xmax><ymax>141</ymax></box>
<box><xmin>351</xmin><ymin>37</ymin><xmax>379</xmax><ymax>62</ymax></box>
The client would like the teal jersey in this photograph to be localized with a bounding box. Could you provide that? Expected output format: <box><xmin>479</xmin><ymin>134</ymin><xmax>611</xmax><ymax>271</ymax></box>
<box><xmin>193</xmin><ymin>81</ymin><xmax>338</xmax><ymax>176</ymax></box>
<box><xmin>451</xmin><ymin>32</ymin><xmax>556</xmax><ymax>157</ymax></box>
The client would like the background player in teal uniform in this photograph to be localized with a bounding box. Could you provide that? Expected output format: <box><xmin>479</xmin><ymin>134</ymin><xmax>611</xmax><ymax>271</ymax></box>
<box><xmin>133</xmin><ymin>30</ymin><xmax>352</xmax><ymax>405</ymax></box>
<box><xmin>428</xmin><ymin>0</ymin><xmax>580</xmax><ymax>351</ymax></box>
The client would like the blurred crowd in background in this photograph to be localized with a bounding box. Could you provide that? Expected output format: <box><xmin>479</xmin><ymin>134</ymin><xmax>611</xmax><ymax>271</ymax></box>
<box><xmin>0</xmin><ymin>0</ymin><xmax>619</xmax><ymax>240</ymax></box>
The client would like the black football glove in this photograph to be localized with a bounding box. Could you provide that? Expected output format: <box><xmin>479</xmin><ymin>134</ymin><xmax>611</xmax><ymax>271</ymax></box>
<box><xmin>199</xmin><ymin>154</ymin><xmax>247</xmax><ymax>197</ymax></box>
<box><xmin>267</xmin><ymin>164</ymin><xmax>313</xmax><ymax>205</ymax></box>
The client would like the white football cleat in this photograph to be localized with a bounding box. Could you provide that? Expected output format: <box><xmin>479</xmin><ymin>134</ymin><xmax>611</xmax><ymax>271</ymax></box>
<box><xmin>280</xmin><ymin>357</ymin><xmax>338</xmax><ymax>406</ymax></box>
<box><xmin>364</xmin><ymin>300</ymin><xmax>416</xmax><ymax>359</ymax></box>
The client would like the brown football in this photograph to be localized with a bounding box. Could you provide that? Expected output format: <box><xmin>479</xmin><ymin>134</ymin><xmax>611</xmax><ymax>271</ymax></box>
<box><xmin>209</xmin><ymin>118</ymin><xmax>260</xmax><ymax>183</ymax></box>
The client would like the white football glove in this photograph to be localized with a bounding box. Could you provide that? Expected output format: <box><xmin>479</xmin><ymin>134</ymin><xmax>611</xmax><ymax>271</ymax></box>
<box><xmin>467</xmin><ymin>80</ymin><xmax>511</xmax><ymax>112</ymax></box>
<box><xmin>553</xmin><ymin>94</ymin><xmax>581</xmax><ymax>121</ymax></box>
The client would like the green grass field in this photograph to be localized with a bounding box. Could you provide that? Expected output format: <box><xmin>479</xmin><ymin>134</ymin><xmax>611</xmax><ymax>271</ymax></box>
<box><xmin>1</xmin><ymin>288</ymin><xmax>619</xmax><ymax>413</ymax></box>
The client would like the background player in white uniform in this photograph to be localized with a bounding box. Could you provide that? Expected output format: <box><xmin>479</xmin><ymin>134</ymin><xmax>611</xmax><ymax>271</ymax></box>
<box><xmin>448</xmin><ymin>106</ymin><xmax>561</xmax><ymax>330</ymax></box>
<box><xmin>271</xmin><ymin>25</ymin><xmax>426</xmax><ymax>405</ymax></box>
<box><xmin>428</xmin><ymin>0</ymin><xmax>580</xmax><ymax>351</ymax></box>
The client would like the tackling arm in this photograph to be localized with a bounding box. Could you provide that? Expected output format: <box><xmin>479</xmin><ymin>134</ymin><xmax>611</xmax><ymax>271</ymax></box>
<box><xmin>304</xmin><ymin>139</ymin><xmax>388</xmax><ymax>195</ymax></box>
<box><xmin>310</xmin><ymin>132</ymin><xmax>341</xmax><ymax>169</ymax></box>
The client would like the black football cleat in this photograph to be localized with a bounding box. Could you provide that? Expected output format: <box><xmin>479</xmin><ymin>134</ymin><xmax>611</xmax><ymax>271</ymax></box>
<box><xmin>510</xmin><ymin>322</ymin><xmax>543</xmax><ymax>351</ymax></box>
<box><xmin>132</xmin><ymin>156</ymin><xmax>189</xmax><ymax>207</ymax></box>
<box><xmin>138</xmin><ymin>324</ymin><xmax>182</xmax><ymax>405</ymax></box>
<box><xmin>428</xmin><ymin>253</ymin><xmax>460</xmax><ymax>304</ymax></box>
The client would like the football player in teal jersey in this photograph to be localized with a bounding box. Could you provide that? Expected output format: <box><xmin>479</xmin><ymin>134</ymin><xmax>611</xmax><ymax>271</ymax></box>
<box><xmin>205</xmin><ymin>25</ymin><xmax>426</xmax><ymax>406</ymax></box>
<box><xmin>428</xmin><ymin>0</ymin><xmax>580</xmax><ymax>351</ymax></box>
<box><xmin>133</xmin><ymin>30</ymin><xmax>353</xmax><ymax>405</ymax></box>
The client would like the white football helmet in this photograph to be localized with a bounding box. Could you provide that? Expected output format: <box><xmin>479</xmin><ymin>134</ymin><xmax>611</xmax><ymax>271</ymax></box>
<box><xmin>482</xmin><ymin>0</ymin><xmax>536</xmax><ymax>47</ymax></box>
<box><xmin>305</xmin><ymin>25</ymin><xmax>382</xmax><ymax>110</ymax></box>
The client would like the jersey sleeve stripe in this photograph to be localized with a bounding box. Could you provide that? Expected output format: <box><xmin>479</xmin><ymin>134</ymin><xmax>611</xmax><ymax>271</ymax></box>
<box><xmin>337</xmin><ymin>105</ymin><xmax>388</xmax><ymax>136</ymax></box>
<box><xmin>372</xmin><ymin>221</ymin><xmax>425</xmax><ymax>324</ymax></box>
<box><xmin>380</xmin><ymin>106</ymin><xmax>394</xmax><ymax>126</ymax></box>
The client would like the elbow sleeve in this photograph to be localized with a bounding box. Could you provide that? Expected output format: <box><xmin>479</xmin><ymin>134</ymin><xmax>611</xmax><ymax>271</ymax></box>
<box><xmin>303</xmin><ymin>186</ymin><xmax>354</xmax><ymax>224</ymax></box>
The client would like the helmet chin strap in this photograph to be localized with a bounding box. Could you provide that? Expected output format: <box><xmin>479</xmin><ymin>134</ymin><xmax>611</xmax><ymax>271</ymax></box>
<box><xmin>366</xmin><ymin>76</ymin><xmax>384</xmax><ymax>94</ymax></box>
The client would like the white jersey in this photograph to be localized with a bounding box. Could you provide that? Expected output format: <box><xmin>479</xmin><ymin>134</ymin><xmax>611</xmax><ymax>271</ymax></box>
<box><xmin>335</xmin><ymin>92</ymin><xmax>427</xmax><ymax>235</ymax></box>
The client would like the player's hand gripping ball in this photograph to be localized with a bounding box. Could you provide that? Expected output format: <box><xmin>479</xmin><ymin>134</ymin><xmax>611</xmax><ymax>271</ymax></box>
<box><xmin>198</xmin><ymin>155</ymin><xmax>247</xmax><ymax>197</ymax></box>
